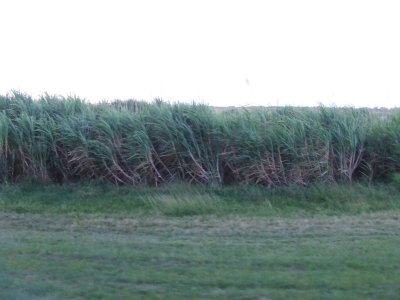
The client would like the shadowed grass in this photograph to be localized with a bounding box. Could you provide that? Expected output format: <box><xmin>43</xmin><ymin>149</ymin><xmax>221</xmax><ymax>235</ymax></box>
<box><xmin>1</xmin><ymin>181</ymin><xmax>399</xmax><ymax>216</ymax></box>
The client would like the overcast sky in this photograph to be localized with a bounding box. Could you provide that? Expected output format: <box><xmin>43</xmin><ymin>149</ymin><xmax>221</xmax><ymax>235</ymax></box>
<box><xmin>1</xmin><ymin>0</ymin><xmax>399</xmax><ymax>107</ymax></box>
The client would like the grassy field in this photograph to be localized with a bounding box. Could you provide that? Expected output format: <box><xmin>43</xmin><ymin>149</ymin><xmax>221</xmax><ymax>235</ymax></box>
<box><xmin>1</xmin><ymin>183</ymin><xmax>400</xmax><ymax>299</ymax></box>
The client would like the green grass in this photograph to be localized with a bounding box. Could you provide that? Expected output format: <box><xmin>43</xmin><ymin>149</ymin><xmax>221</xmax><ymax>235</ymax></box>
<box><xmin>1</xmin><ymin>183</ymin><xmax>400</xmax><ymax>299</ymax></box>
<box><xmin>1</xmin><ymin>181</ymin><xmax>400</xmax><ymax>216</ymax></box>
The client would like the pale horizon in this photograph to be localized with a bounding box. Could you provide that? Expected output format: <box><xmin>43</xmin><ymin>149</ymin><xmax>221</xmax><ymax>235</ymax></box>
<box><xmin>1</xmin><ymin>0</ymin><xmax>399</xmax><ymax>108</ymax></box>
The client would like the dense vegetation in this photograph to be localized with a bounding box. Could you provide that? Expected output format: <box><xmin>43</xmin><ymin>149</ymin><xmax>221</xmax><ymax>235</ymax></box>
<box><xmin>0</xmin><ymin>92</ymin><xmax>399</xmax><ymax>186</ymax></box>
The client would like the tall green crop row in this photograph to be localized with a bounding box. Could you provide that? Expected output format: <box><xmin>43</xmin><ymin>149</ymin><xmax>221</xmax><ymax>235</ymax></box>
<box><xmin>0</xmin><ymin>92</ymin><xmax>398</xmax><ymax>185</ymax></box>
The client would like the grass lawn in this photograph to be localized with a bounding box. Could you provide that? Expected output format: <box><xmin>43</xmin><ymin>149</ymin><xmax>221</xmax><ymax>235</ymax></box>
<box><xmin>1</xmin><ymin>183</ymin><xmax>399</xmax><ymax>299</ymax></box>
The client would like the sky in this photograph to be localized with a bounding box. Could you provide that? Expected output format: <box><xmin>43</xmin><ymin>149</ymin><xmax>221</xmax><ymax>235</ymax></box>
<box><xmin>1</xmin><ymin>0</ymin><xmax>399</xmax><ymax>107</ymax></box>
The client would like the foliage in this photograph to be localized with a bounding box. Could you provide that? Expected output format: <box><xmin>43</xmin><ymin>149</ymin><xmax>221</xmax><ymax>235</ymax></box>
<box><xmin>0</xmin><ymin>91</ymin><xmax>399</xmax><ymax>186</ymax></box>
